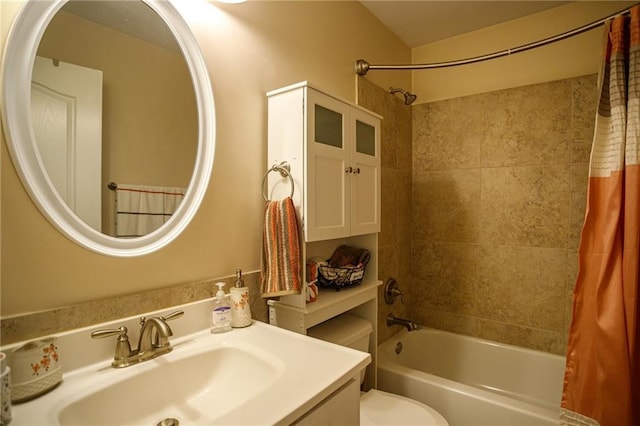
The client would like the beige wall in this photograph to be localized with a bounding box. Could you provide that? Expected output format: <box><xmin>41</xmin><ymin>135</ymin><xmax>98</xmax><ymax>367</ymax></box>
<box><xmin>0</xmin><ymin>0</ymin><xmax>624</xmax><ymax>355</ymax></box>
<box><xmin>1</xmin><ymin>0</ymin><xmax>410</xmax><ymax>318</ymax></box>
<box><xmin>36</xmin><ymin>10</ymin><xmax>198</xmax><ymax>235</ymax></box>
<box><xmin>412</xmin><ymin>1</ymin><xmax>634</xmax><ymax>103</ymax></box>
<box><xmin>409</xmin><ymin>74</ymin><xmax>598</xmax><ymax>355</ymax></box>
<box><xmin>402</xmin><ymin>1</ymin><xmax>630</xmax><ymax>354</ymax></box>
<box><xmin>357</xmin><ymin>78</ymin><xmax>413</xmax><ymax>344</ymax></box>
<box><xmin>360</xmin><ymin>72</ymin><xmax>598</xmax><ymax>354</ymax></box>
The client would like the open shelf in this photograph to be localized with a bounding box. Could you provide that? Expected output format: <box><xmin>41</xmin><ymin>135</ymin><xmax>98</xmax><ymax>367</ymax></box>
<box><xmin>268</xmin><ymin>280</ymin><xmax>381</xmax><ymax>332</ymax></box>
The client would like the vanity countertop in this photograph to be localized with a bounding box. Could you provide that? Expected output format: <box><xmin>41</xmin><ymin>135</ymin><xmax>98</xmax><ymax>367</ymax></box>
<box><xmin>4</xmin><ymin>300</ymin><xmax>370</xmax><ymax>425</ymax></box>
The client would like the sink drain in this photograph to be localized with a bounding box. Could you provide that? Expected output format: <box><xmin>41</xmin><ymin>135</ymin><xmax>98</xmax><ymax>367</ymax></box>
<box><xmin>157</xmin><ymin>418</ymin><xmax>179</xmax><ymax>426</ymax></box>
<box><xmin>395</xmin><ymin>342</ymin><xmax>403</xmax><ymax>354</ymax></box>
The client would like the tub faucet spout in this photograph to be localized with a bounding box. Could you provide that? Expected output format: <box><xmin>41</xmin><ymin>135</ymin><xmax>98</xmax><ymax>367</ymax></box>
<box><xmin>387</xmin><ymin>313</ymin><xmax>420</xmax><ymax>331</ymax></box>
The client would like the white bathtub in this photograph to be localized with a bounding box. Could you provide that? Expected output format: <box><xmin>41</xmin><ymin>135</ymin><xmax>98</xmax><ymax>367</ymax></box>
<box><xmin>377</xmin><ymin>327</ymin><xmax>566</xmax><ymax>426</ymax></box>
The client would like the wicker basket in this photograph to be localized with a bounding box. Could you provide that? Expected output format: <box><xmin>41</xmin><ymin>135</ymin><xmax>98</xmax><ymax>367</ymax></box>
<box><xmin>317</xmin><ymin>262</ymin><xmax>367</xmax><ymax>290</ymax></box>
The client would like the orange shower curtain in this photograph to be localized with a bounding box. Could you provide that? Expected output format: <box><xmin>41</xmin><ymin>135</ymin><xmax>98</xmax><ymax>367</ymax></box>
<box><xmin>561</xmin><ymin>6</ymin><xmax>640</xmax><ymax>426</ymax></box>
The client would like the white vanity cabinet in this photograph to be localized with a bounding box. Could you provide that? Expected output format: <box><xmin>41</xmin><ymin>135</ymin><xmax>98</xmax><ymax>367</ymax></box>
<box><xmin>294</xmin><ymin>378</ymin><xmax>360</xmax><ymax>425</ymax></box>
<box><xmin>267</xmin><ymin>81</ymin><xmax>381</xmax><ymax>242</ymax></box>
<box><xmin>266</xmin><ymin>82</ymin><xmax>382</xmax><ymax>391</ymax></box>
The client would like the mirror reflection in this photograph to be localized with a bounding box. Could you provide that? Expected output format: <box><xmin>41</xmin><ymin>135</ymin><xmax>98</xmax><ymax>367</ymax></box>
<box><xmin>34</xmin><ymin>0</ymin><xmax>198</xmax><ymax>237</ymax></box>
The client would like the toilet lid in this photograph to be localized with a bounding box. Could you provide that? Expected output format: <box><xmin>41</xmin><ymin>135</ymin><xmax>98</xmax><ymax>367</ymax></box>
<box><xmin>360</xmin><ymin>389</ymin><xmax>449</xmax><ymax>426</ymax></box>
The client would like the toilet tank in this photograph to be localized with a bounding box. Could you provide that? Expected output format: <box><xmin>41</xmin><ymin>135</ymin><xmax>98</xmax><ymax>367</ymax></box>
<box><xmin>307</xmin><ymin>314</ymin><xmax>373</xmax><ymax>353</ymax></box>
<box><xmin>308</xmin><ymin>314</ymin><xmax>373</xmax><ymax>385</ymax></box>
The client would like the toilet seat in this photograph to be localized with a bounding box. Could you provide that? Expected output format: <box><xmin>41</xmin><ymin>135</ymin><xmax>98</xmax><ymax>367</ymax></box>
<box><xmin>360</xmin><ymin>389</ymin><xmax>449</xmax><ymax>426</ymax></box>
<box><xmin>307</xmin><ymin>316</ymin><xmax>448</xmax><ymax>425</ymax></box>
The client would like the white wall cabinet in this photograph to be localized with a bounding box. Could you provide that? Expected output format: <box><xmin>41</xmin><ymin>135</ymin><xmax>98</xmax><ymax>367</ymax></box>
<box><xmin>267</xmin><ymin>81</ymin><xmax>381</xmax><ymax>242</ymax></box>
<box><xmin>266</xmin><ymin>82</ymin><xmax>382</xmax><ymax>391</ymax></box>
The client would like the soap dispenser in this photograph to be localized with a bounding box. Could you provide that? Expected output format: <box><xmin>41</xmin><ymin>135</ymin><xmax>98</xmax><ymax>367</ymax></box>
<box><xmin>230</xmin><ymin>269</ymin><xmax>252</xmax><ymax>328</ymax></box>
<box><xmin>211</xmin><ymin>282</ymin><xmax>231</xmax><ymax>333</ymax></box>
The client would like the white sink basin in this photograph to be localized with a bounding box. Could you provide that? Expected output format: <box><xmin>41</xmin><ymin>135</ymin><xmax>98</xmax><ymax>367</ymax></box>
<box><xmin>10</xmin><ymin>317</ymin><xmax>370</xmax><ymax>426</ymax></box>
<box><xmin>58</xmin><ymin>344</ymin><xmax>282</xmax><ymax>425</ymax></box>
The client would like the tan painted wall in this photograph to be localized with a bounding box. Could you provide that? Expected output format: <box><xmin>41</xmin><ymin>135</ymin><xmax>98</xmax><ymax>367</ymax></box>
<box><xmin>1</xmin><ymin>0</ymin><xmax>409</xmax><ymax>317</ymax></box>
<box><xmin>412</xmin><ymin>1</ymin><xmax>635</xmax><ymax>103</ymax></box>
<box><xmin>2</xmin><ymin>0</ymin><xmax>630</xmax><ymax>326</ymax></box>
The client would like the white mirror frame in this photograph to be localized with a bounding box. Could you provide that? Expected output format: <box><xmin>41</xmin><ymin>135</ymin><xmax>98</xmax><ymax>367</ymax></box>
<box><xmin>1</xmin><ymin>0</ymin><xmax>215</xmax><ymax>257</ymax></box>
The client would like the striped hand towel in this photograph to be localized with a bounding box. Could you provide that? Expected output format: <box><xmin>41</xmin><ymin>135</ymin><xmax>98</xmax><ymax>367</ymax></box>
<box><xmin>260</xmin><ymin>197</ymin><xmax>302</xmax><ymax>298</ymax></box>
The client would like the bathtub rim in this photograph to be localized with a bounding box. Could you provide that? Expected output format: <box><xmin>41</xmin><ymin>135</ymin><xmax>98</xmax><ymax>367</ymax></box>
<box><xmin>377</xmin><ymin>326</ymin><xmax>564</xmax><ymax>423</ymax></box>
<box><xmin>380</xmin><ymin>326</ymin><xmax>567</xmax><ymax>362</ymax></box>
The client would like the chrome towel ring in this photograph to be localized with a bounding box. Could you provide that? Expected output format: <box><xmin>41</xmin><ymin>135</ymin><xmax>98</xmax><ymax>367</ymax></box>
<box><xmin>262</xmin><ymin>161</ymin><xmax>294</xmax><ymax>202</ymax></box>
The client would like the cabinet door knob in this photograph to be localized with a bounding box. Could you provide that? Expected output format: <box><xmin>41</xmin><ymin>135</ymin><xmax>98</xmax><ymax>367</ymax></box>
<box><xmin>345</xmin><ymin>167</ymin><xmax>353</xmax><ymax>173</ymax></box>
<box><xmin>354</xmin><ymin>168</ymin><xmax>360</xmax><ymax>174</ymax></box>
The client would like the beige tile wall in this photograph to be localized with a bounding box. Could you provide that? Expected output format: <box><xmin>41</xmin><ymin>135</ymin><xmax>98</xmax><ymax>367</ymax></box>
<box><xmin>410</xmin><ymin>75</ymin><xmax>598</xmax><ymax>355</ymax></box>
<box><xmin>357</xmin><ymin>78</ymin><xmax>414</xmax><ymax>344</ymax></box>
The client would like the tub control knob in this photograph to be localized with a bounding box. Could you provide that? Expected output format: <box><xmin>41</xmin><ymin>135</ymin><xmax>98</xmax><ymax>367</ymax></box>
<box><xmin>384</xmin><ymin>277</ymin><xmax>405</xmax><ymax>305</ymax></box>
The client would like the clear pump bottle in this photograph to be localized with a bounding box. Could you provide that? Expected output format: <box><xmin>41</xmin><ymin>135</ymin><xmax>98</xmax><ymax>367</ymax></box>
<box><xmin>211</xmin><ymin>282</ymin><xmax>232</xmax><ymax>333</ymax></box>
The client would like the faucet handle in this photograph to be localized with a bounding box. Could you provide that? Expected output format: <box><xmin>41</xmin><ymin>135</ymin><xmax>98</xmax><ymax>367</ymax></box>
<box><xmin>91</xmin><ymin>325</ymin><xmax>129</xmax><ymax>339</ymax></box>
<box><xmin>161</xmin><ymin>310</ymin><xmax>184</xmax><ymax>322</ymax></box>
<box><xmin>139</xmin><ymin>310</ymin><xmax>184</xmax><ymax>327</ymax></box>
<box><xmin>91</xmin><ymin>326</ymin><xmax>133</xmax><ymax>367</ymax></box>
<box><xmin>384</xmin><ymin>278</ymin><xmax>405</xmax><ymax>305</ymax></box>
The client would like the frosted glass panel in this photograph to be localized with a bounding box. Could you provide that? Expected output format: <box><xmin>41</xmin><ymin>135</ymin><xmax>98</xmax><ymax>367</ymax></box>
<box><xmin>315</xmin><ymin>104</ymin><xmax>342</xmax><ymax>148</ymax></box>
<box><xmin>356</xmin><ymin>120</ymin><xmax>375</xmax><ymax>156</ymax></box>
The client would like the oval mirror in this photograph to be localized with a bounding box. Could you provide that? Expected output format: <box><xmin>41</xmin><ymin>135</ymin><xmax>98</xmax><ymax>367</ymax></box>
<box><xmin>1</xmin><ymin>0</ymin><xmax>215</xmax><ymax>257</ymax></box>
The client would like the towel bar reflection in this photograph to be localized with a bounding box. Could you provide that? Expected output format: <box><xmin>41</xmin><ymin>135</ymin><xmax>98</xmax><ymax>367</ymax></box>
<box><xmin>262</xmin><ymin>161</ymin><xmax>294</xmax><ymax>201</ymax></box>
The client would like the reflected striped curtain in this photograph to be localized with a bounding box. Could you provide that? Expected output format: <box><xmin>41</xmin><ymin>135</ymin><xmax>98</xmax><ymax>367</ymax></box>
<box><xmin>561</xmin><ymin>6</ymin><xmax>640</xmax><ymax>426</ymax></box>
<box><xmin>115</xmin><ymin>184</ymin><xmax>186</xmax><ymax>238</ymax></box>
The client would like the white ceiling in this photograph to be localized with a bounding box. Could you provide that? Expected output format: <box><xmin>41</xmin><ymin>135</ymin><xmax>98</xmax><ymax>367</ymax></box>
<box><xmin>61</xmin><ymin>1</ymin><xmax>633</xmax><ymax>53</ymax></box>
<box><xmin>359</xmin><ymin>1</ymin><xmax>570</xmax><ymax>48</ymax></box>
<box><xmin>61</xmin><ymin>1</ymin><xmax>179</xmax><ymax>51</ymax></box>
<box><xmin>63</xmin><ymin>1</ymin><xmax>571</xmax><ymax>52</ymax></box>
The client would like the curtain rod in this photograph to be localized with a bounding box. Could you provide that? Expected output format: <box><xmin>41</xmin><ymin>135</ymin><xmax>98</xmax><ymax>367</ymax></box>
<box><xmin>355</xmin><ymin>4</ymin><xmax>638</xmax><ymax>75</ymax></box>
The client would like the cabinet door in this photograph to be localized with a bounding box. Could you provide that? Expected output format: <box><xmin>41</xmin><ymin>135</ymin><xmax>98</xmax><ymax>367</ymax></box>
<box><xmin>350</xmin><ymin>108</ymin><xmax>380</xmax><ymax>236</ymax></box>
<box><xmin>305</xmin><ymin>89</ymin><xmax>351</xmax><ymax>241</ymax></box>
<box><xmin>294</xmin><ymin>378</ymin><xmax>360</xmax><ymax>425</ymax></box>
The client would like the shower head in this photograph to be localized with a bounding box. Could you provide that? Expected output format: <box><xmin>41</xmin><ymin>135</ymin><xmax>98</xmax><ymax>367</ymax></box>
<box><xmin>389</xmin><ymin>87</ymin><xmax>417</xmax><ymax>105</ymax></box>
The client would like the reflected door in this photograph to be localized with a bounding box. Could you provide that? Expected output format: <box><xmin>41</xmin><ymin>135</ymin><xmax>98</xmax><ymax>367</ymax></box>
<box><xmin>31</xmin><ymin>56</ymin><xmax>103</xmax><ymax>231</ymax></box>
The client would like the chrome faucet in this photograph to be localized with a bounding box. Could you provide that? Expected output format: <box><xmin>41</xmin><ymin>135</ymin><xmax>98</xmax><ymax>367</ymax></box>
<box><xmin>387</xmin><ymin>313</ymin><xmax>420</xmax><ymax>331</ymax></box>
<box><xmin>91</xmin><ymin>310</ymin><xmax>184</xmax><ymax>368</ymax></box>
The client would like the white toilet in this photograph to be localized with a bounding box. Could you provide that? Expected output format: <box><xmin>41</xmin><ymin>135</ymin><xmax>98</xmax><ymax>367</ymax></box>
<box><xmin>307</xmin><ymin>314</ymin><xmax>449</xmax><ymax>426</ymax></box>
